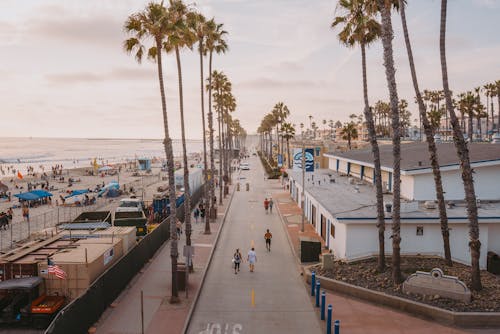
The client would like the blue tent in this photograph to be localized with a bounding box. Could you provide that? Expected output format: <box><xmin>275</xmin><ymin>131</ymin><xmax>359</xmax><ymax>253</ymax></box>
<box><xmin>14</xmin><ymin>192</ymin><xmax>39</xmax><ymax>201</ymax></box>
<box><xmin>65</xmin><ymin>189</ymin><xmax>89</xmax><ymax>198</ymax></box>
<box><xmin>30</xmin><ymin>190</ymin><xmax>53</xmax><ymax>198</ymax></box>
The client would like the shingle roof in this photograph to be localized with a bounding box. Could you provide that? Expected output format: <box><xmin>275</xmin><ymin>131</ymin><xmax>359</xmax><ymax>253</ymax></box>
<box><xmin>326</xmin><ymin>142</ymin><xmax>500</xmax><ymax>171</ymax></box>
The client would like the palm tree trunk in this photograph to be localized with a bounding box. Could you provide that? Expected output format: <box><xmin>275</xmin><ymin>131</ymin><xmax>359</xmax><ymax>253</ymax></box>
<box><xmin>286</xmin><ymin>138</ymin><xmax>290</xmax><ymax>168</ymax></box>
<box><xmin>361</xmin><ymin>43</ymin><xmax>385</xmax><ymax>272</ymax></box>
<box><xmin>468</xmin><ymin>112</ymin><xmax>474</xmax><ymax>141</ymax></box>
<box><xmin>199</xmin><ymin>42</ymin><xmax>211</xmax><ymax>234</ymax></box>
<box><xmin>155</xmin><ymin>38</ymin><xmax>178</xmax><ymax>303</ymax></box>
<box><xmin>208</xmin><ymin>52</ymin><xmax>217</xmax><ymax>223</ymax></box>
<box><xmin>218</xmin><ymin>109</ymin><xmax>223</xmax><ymax>204</ymax></box>
<box><xmin>377</xmin><ymin>0</ymin><xmax>403</xmax><ymax>284</ymax></box>
<box><xmin>440</xmin><ymin>0</ymin><xmax>482</xmax><ymax>291</ymax></box>
<box><xmin>174</xmin><ymin>47</ymin><xmax>192</xmax><ymax>250</ymax></box>
<box><xmin>400</xmin><ymin>1</ymin><xmax>451</xmax><ymax>265</ymax></box>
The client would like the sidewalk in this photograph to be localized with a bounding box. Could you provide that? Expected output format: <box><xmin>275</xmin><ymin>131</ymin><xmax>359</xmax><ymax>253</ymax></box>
<box><xmin>272</xmin><ymin>185</ymin><xmax>498</xmax><ymax>334</ymax></box>
<box><xmin>93</xmin><ymin>183</ymin><xmax>235</xmax><ymax>334</ymax></box>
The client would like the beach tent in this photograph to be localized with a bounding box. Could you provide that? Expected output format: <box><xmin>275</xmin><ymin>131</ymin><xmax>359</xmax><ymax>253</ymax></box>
<box><xmin>30</xmin><ymin>189</ymin><xmax>53</xmax><ymax>198</ymax></box>
<box><xmin>98</xmin><ymin>166</ymin><xmax>113</xmax><ymax>172</ymax></box>
<box><xmin>97</xmin><ymin>181</ymin><xmax>120</xmax><ymax>197</ymax></box>
<box><xmin>65</xmin><ymin>189</ymin><xmax>89</xmax><ymax>198</ymax></box>
<box><xmin>0</xmin><ymin>181</ymin><xmax>8</xmax><ymax>192</ymax></box>
<box><xmin>137</xmin><ymin>158</ymin><xmax>151</xmax><ymax>171</ymax></box>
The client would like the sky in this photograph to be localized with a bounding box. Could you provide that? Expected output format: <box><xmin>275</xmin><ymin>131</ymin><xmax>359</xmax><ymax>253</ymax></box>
<box><xmin>0</xmin><ymin>0</ymin><xmax>498</xmax><ymax>139</ymax></box>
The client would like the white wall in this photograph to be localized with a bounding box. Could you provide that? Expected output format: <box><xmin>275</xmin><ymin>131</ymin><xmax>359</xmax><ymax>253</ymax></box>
<box><xmin>400</xmin><ymin>174</ymin><xmax>414</xmax><ymax>200</ymax></box>
<box><xmin>488</xmin><ymin>224</ymin><xmax>500</xmax><ymax>254</ymax></box>
<box><xmin>412</xmin><ymin>165</ymin><xmax>500</xmax><ymax>201</ymax></box>
<box><xmin>338</xmin><ymin>160</ymin><xmax>348</xmax><ymax>174</ymax></box>
<box><xmin>328</xmin><ymin>158</ymin><xmax>337</xmax><ymax>171</ymax></box>
<box><xmin>342</xmin><ymin>221</ymin><xmax>490</xmax><ymax>269</ymax></box>
<box><xmin>330</xmin><ymin>219</ymin><xmax>347</xmax><ymax>259</ymax></box>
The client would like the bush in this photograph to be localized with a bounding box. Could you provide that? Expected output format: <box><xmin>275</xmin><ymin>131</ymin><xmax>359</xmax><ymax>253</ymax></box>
<box><xmin>257</xmin><ymin>151</ymin><xmax>282</xmax><ymax>179</ymax></box>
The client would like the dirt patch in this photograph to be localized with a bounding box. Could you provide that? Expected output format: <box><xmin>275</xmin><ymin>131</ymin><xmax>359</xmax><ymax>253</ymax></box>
<box><xmin>313</xmin><ymin>256</ymin><xmax>500</xmax><ymax>312</ymax></box>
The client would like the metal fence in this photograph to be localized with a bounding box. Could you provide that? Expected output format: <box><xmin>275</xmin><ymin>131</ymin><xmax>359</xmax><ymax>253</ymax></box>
<box><xmin>44</xmin><ymin>185</ymin><xmax>202</xmax><ymax>334</ymax></box>
<box><xmin>0</xmin><ymin>197</ymin><xmax>111</xmax><ymax>251</ymax></box>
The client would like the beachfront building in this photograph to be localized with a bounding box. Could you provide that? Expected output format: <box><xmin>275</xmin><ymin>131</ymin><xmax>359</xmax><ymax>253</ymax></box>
<box><xmin>288</xmin><ymin>142</ymin><xmax>500</xmax><ymax>269</ymax></box>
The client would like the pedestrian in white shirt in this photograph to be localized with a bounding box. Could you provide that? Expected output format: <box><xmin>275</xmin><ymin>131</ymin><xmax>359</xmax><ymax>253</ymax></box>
<box><xmin>247</xmin><ymin>247</ymin><xmax>257</xmax><ymax>272</ymax></box>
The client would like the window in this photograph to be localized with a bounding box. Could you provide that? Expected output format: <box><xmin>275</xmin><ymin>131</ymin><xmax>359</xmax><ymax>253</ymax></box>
<box><xmin>330</xmin><ymin>223</ymin><xmax>335</xmax><ymax>238</ymax></box>
<box><xmin>416</xmin><ymin>226</ymin><xmax>424</xmax><ymax>236</ymax></box>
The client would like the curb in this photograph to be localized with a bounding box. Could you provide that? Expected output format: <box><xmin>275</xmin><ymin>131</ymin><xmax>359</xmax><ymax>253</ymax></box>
<box><xmin>181</xmin><ymin>178</ymin><xmax>238</xmax><ymax>334</ymax></box>
<box><xmin>304</xmin><ymin>268</ymin><xmax>500</xmax><ymax>328</ymax></box>
<box><xmin>275</xmin><ymin>192</ymin><xmax>303</xmax><ymax>270</ymax></box>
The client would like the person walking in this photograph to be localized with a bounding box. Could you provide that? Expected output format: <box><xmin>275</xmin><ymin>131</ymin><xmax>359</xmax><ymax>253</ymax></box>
<box><xmin>193</xmin><ymin>207</ymin><xmax>200</xmax><ymax>224</ymax></box>
<box><xmin>233</xmin><ymin>249</ymin><xmax>242</xmax><ymax>274</ymax></box>
<box><xmin>263</xmin><ymin>198</ymin><xmax>269</xmax><ymax>214</ymax></box>
<box><xmin>247</xmin><ymin>247</ymin><xmax>257</xmax><ymax>272</ymax></box>
<box><xmin>176</xmin><ymin>219</ymin><xmax>182</xmax><ymax>238</ymax></box>
<box><xmin>264</xmin><ymin>229</ymin><xmax>272</xmax><ymax>252</ymax></box>
<box><xmin>22</xmin><ymin>204</ymin><xmax>30</xmax><ymax>224</ymax></box>
<box><xmin>269</xmin><ymin>198</ymin><xmax>274</xmax><ymax>213</ymax></box>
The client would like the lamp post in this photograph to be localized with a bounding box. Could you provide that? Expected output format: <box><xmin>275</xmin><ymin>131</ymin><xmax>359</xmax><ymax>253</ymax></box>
<box><xmin>300</xmin><ymin>123</ymin><xmax>305</xmax><ymax>233</ymax></box>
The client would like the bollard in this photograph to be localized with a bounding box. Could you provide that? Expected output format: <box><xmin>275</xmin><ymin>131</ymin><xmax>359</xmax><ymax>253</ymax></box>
<box><xmin>315</xmin><ymin>281</ymin><xmax>320</xmax><ymax>307</ymax></box>
<box><xmin>311</xmin><ymin>271</ymin><xmax>316</xmax><ymax>296</ymax></box>
<box><xmin>334</xmin><ymin>320</ymin><xmax>340</xmax><ymax>334</ymax></box>
<box><xmin>321</xmin><ymin>291</ymin><xmax>326</xmax><ymax>320</ymax></box>
<box><xmin>326</xmin><ymin>305</ymin><xmax>332</xmax><ymax>334</ymax></box>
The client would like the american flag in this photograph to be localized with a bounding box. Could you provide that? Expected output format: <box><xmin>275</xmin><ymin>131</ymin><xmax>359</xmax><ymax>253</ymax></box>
<box><xmin>47</xmin><ymin>258</ymin><xmax>66</xmax><ymax>280</ymax></box>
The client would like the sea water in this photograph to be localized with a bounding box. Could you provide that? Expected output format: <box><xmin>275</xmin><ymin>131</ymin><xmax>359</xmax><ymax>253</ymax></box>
<box><xmin>0</xmin><ymin>137</ymin><xmax>204</xmax><ymax>178</ymax></box>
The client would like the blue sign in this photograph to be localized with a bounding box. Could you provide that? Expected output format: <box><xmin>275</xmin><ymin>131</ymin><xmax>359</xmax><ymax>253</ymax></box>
<box><xmin>277</xmin><ymin>154</ymin><xmax>283</xmax><ymax>167</ymax></box>
<box><xmin>293</xmin><ymin>148</ymin><xmax>314</xmax><ymax>172</ymax></box>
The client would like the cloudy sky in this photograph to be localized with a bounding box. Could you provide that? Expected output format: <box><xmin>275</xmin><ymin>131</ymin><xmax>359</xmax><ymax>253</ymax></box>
<box><xmin>0</xmin><ymin>0</ymin><xmax>498</xmax><ymax>139</ymax></box>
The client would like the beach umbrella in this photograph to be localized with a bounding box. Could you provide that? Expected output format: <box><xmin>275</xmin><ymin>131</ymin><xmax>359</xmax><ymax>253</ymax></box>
<box><xmin>65</xmin><ymin>189</ymin><xmax>89</xmax><ymax>198</ymax></box>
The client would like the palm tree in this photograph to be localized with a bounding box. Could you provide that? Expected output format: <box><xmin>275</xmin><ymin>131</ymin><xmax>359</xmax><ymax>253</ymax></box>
<box><xmin>440</xmin><ymin>0</ymin><xmax>482</xmax><ymax>291</ymax></box>
<box><xmin>123</xmin><ymin>1</ymin><xmax>180</xmax><ymax>302</ymax></box>
<box><xmin>205</xmin><ymin>22</ymin><xmax>228</xmax><ymax>206</ymax></box>
<box><xmin>165</xmin><ymin>0</ymin><xmax>196</xmax><ymax>262</ymax></box>
<box><xmin>187</xmin><ymin>11</ymin><xmax>211</xmax><ymax>233</ymax></box>
<box><xmin>332</xmin><ymin>0</ymin><xmax>386</xmax><ymax>272</ymax></box>
<box><xmin>340</xmin><ymin>122</ymin><xmax>358</xmax><ymax>149</ymax></box>
<box><xmin>374</xmin><ymin>0</ymin><xmax>403</xmax><ymax>284</ymax></box>
<box><xmin>399</xmin><ymin>0</ymin><xmax>451</xmax><ymax>265</ymax></box>
<box><xmin>281</xmin><ymin>122</ymin><xmax>296</xmax><ymax>167</ymax></box>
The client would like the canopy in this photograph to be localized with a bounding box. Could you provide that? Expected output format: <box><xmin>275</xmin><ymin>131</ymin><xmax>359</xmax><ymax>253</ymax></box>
<box><xmin>0</xmin><ymin>277</ymin><xmax>43</xmax><ymax>290</ymax></box>
<box><xmin>14</xmin><ymin>190</ymin><xmax>53</xmax><ymax>201</ymax></box>
<box><xmin>30</xmin><ymin>189</ymin><xmax>53</xmax><ymax>198</ymax></box>
<box><xmin>65</xmin><ymin>189</ymin><xmax>89</xmax><ymax>198</ymax></box>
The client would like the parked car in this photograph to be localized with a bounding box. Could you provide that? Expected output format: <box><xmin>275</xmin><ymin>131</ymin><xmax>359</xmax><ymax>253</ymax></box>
<box><xmin>239</xmin><ymin>163</ymin><xmax>250</xmax><ymax>170</ymax></box>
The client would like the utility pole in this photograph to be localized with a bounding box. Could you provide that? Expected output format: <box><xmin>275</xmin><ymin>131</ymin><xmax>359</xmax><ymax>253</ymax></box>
<box><xmin>301</xmin><ymin>123</ymin><xmax>305</xmax><ymax>233</ymax></box>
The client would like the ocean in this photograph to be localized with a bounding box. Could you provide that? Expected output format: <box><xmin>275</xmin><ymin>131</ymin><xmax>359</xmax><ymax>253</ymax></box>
<box><xmin>0</xmin><ymin>137</ymin><xmax>204</xmax><ymax>178</ymax></box>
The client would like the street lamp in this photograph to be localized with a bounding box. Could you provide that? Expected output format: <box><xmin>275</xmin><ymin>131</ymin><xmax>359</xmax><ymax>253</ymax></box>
<box><xmin>300</xmin><ymin>122</ymin><xmax>305</xmax><ymax>233</ymax></box>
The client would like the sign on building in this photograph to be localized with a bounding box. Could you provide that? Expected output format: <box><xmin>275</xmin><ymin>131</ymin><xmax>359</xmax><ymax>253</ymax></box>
<box><xmin>293</xmin><ymin>148</ymin><xmax>314</xmax><ymax>172</ymax></box>
<box><xmin>277</xmin><ymin>154</ymin><xmax>283</xmax><ymax>167</ymax></box>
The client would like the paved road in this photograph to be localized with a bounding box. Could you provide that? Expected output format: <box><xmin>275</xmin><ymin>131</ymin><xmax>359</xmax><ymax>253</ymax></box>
<box><xmin>187</xmin><ymin>156</ymin><xmax>322</xmax><ymax>334</ymax></box>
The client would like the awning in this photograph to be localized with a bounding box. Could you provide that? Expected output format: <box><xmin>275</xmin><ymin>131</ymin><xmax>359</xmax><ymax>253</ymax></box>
<box><xmin>0</xmin><ymin>277</ymin><xmax>43</xmax><ymax>290</ymax></box>
<box><xmin>65</xmin><ymin>189</ymin><xmax>89</xmax><ymax>198</ymax></box>
<box><xmin>14</xmin><ymin>192</ymin><xmax>40</xmax><ymax>201</ymax></box>
<box><xmin>30</xmin><ymin>189</ymin><xmax>53</xmax><ymax>198</ymax></box>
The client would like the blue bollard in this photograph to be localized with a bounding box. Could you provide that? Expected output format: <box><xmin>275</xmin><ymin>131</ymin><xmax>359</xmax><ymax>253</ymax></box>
<box><xmin>315</xmin><ymin>281</ymin><xmax>321</xmax><ymax>307</ymax></box>
<box><xmin>334</xmin><ymin>320</ymin><xmax>340</xmax><ymax>334</ymax></box>
<box><xmin>326</xmin><ymin>305</ymin><xmax>332</xmax><ymax>334</ymax></box>
<box><xmin>321</xmin><ymin>291</ymin><xmax>326</xmax><ymax>320</ymax></box>
<box><xmin>311</xmin><ymin>271</ymin><xmax>316</xmax><ymax>296</ymax></box>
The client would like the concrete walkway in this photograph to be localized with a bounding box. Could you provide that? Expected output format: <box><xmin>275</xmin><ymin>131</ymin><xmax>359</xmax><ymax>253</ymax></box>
<box><xmin>186</xmin><ymin>157</ymin><xmax>322</xmax><ymax>334</ymax></box>
<box><xmin>93</xmin><ymin>182</ymin><xmax>235</xmax><ymax>334</ymax></box>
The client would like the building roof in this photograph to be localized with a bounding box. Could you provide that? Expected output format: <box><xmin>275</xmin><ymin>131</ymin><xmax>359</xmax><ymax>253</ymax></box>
<box><xmin>288</xmin><ymin>168</ymin><xmax>500</xmax><ymax>223</ymax></box>
<box><xmin>325</xmin><ymin>142</ymin><xmax>500</xmax><ymax>173</ymax></box>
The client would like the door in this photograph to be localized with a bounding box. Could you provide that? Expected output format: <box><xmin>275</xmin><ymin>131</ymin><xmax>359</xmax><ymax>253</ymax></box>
<box><xmin>320</xmin><ymin>214</ymin><xmax>326</xmax><ymax>240</ymax></box>
<box><xmin>311</xmin><ymin>205</ymin><xmax>316</xmax><ymax>227</ymax></box>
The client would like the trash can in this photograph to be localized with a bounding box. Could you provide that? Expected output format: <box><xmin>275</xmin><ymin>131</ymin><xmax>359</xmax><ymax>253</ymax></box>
<box><xmin>177</xmin><ymin>262</ymin><xmax>187</xmax><ymax>291</ymax></box>
<box><xmin>224</xmin><ymin>185</ymin><xmax>229</xmax><ymax>196</ymax></box>
<box><xmin>487</xmin><ymin>251</ymin><xmax>500</xmax><ymax>275</ymax></box>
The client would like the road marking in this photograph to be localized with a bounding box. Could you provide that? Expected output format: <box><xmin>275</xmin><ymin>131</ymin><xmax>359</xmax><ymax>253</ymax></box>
<box><xmin>193</xmin><ymin>243</ymin><xmax>213</xmax><ymax>248</ymax></box>
<box><xmin>251</xmin><ymin>288</ymin><xmax>255</xmax><ymax>307</ymax></box>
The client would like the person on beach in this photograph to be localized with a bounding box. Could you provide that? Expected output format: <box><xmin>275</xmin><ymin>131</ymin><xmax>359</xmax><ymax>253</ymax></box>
<box><xmin>22</xmin><ymin>204</ymin><xmax>30</xmax><ymax>224</ymax></box>
<box><xmin>263</xmin><ymin>198</ymin><xmax>269</xmax><ymax>213</ymax></box>
<box><xmin>269</xmin><ymin>198</ymin><xmax>274</xmax><ymax>213</ymax></box>
<box><xmin>247</xmin><ymin>247</ymin><xmax>257</xmax><ymax>272</ymax></box>
<box><xmin>193</xmin><ymin>207</ymin><xmax>200</xmax><ymax>223</ymax></box>
<box><xmin>265</xmin><ymin>229</ymin><xmax>272</xmax><ymax>252</ymax></box>
<box><xmin>233</xmin><ymin>249</ymin><xmax>242</xmax><ymax>274</ymax></box>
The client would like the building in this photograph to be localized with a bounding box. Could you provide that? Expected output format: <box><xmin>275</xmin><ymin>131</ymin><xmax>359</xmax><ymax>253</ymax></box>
<box><xmin>288</xmin><ymin>142</ymin><xmax>500</xmax><ymax>269</ymax></box>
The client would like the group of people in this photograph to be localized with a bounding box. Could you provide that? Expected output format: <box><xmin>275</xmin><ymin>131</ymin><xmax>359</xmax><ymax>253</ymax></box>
<box><xmin>263</xmin><ymin>197</ymin><xmax>274</xmax><ymax>213</ymax></box>
<box><xmin>232</xmin><ymin>229</ymin><xmax>272</xmax><ymax>274</ymax></box>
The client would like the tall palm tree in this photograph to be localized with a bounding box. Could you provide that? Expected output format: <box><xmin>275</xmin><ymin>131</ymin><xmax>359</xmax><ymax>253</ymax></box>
<box><xmin>165</xmin><ymin>0</ymin><xmax>196</xmax><ymax>259</ymax></box>
<box><xmin>374</xmin><ymin>0</ymin><xmax>403</xmax><ymax>284</ymax></box>
<box><xmin>123</xmin><ymin>1</ymin><xmax>180</xmax><ymax>302</ymax></box>
<box><xmin>440</xmin><ymin>0</ymin><xmax>482</xmax><ymax>291</ymax></box>
<box><xmin>205</xmin><ymin>21</ymin><xmax>228</xmax><ymax>207</ymax></box>
<box><xmin>332</xmin><ymin>0</ymin><xmax>386</xmax><ymax>271</ymax></box>
<box><xmin>281</xmin><ymin>122</ymin><xmax>296</xmax><ymax>167</ymax></box>
<box><xmin>340</xmin><ymin>122</ymin><xmax>358</xmax><ymax>149</ymax></box>
<box><xmin>187</xmin><ymin>11</ymin><xmax>211</xmax><ymax>233</ymax></box>
<box><xmin>399</xmin><ymin>0</ymin><xmax>451</xmax><ymax>265</ymax></box>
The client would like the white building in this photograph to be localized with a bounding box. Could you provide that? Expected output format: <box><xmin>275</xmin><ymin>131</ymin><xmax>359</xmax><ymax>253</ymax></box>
<box><xmin>288</xmin><ymin>142</ymin><xmax>500</xmax><ymax>269</ymax></box>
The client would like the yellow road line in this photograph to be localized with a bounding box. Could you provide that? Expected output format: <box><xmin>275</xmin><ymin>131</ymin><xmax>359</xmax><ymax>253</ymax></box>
<box><xmin>251</xmin><ymin>288</ymin><xmax>255</xmax><ymax>307</ymax></box>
